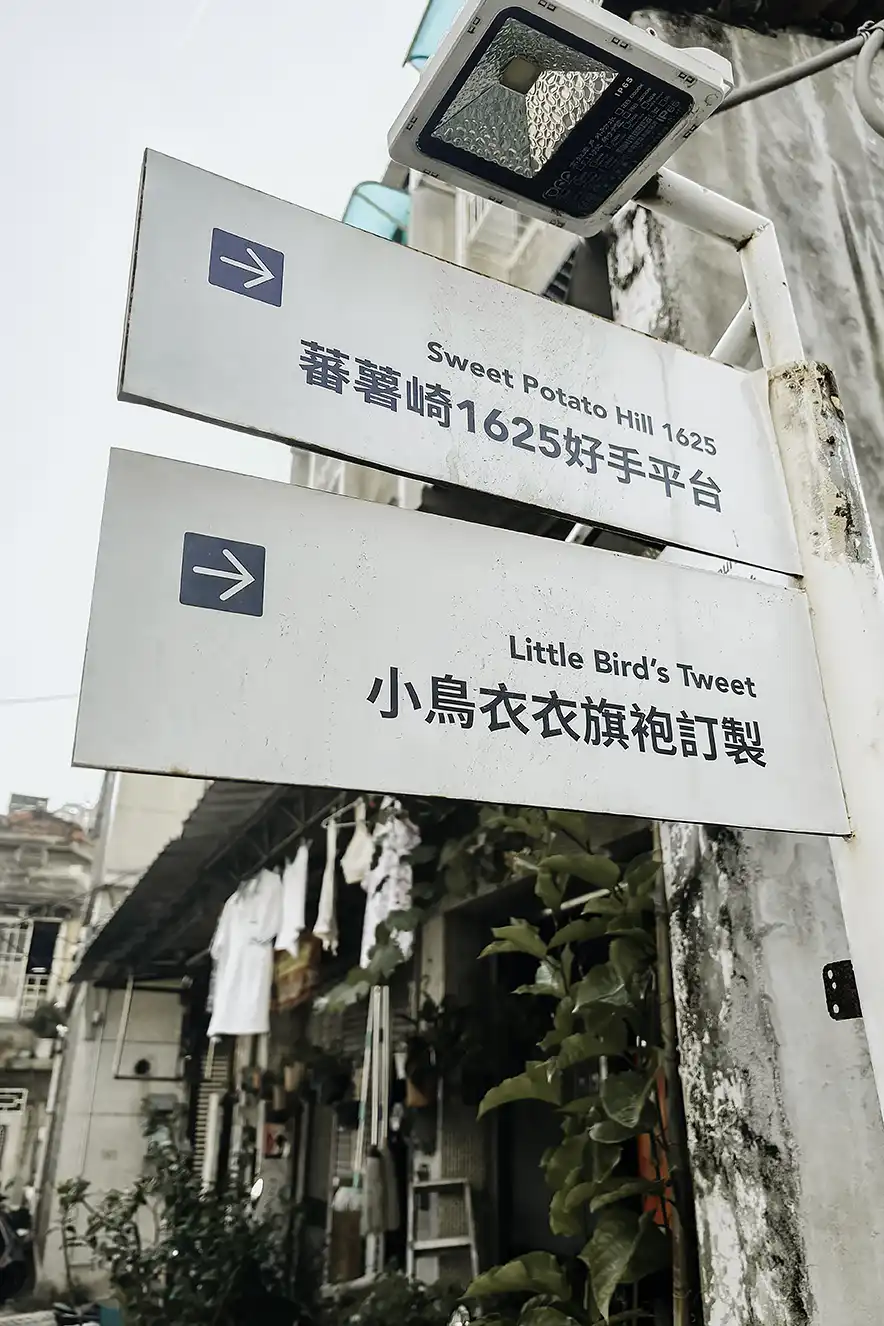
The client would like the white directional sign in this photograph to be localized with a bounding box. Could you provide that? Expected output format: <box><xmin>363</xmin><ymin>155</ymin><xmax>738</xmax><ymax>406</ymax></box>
<box><xmin>74</xmin><ymin>450</ymin><xmax>845</xmax><ymax>835</ymax></box>
<box><xmin>119</xmin><ymin>150</ymin><xmax>799</xmax><ymax>574</ymax></box>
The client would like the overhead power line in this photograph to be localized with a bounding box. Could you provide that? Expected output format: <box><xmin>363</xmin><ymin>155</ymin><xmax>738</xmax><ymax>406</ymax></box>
<box><xmin>0</xmin><ymin>694</ymin><xmax>78</xmax><ymax>708</ymax></box>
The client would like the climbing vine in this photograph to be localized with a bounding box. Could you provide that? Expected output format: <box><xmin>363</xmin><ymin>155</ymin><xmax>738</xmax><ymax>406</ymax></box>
<box><xmin>464</xmin><ymin>812</ymin><xmax>673</xmax><ymax>1324</ymax></box>
<box><xmin>336</xmin><ymin>801</ymin><xmax>686</xmax><ymax>1323</ymax></box>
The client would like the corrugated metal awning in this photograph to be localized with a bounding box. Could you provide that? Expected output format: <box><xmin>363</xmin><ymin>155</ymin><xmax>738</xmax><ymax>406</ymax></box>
<box><xmin>77</xmin><ymin>780</ymin><xmax>344</xmax><ymax>986</ymax></box>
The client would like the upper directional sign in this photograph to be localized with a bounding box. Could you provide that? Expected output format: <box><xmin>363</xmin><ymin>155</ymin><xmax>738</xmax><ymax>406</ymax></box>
<box><xmin>119</xmin><ymin>150</ymin><xmax>801</xmax><ymax>575</ymax></box>
<box><xmin>179</xmin><ymin>532</ymin><xmax>265</xmax><ymax>616</ymax></box>
<box><xmin>208</xmin><ymin>228</ymin><xmax>284</xmax><ymax>307</ymax></box>
<box><xmin>74</xmin><ymin>450</ymin><xmax>846</xmax><ymax>836</ymax></box>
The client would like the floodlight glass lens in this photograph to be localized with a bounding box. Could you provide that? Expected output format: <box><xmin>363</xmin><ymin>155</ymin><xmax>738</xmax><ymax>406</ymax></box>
<box><xmin>432</xmin><ymin>17</ymin><xmax>616</xmax><ymax>177</ymax></box>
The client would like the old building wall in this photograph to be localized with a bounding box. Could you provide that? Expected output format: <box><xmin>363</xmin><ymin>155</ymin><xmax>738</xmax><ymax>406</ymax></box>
<box><xmin>611</xmin><ymin>16</ymin><xmax>884</xmax><ymax>1323</ymax></box>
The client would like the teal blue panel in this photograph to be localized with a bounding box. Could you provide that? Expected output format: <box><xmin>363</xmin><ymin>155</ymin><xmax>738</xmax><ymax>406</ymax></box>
<box><xmin>406</xmin><ymin>0</ymin><xmax>463</xmax><ymax>68</ymax></box>
<box><xmin>342</xmin><ymin>183</ymin><xmax>411</xmax><ymax>244</ymax></box>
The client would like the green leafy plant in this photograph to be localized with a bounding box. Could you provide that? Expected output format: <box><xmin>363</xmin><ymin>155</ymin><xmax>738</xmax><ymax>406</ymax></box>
<box><xmin>456</xmin><ymin>812</ymin><xmax>672</xmax><ymax>1324</ymax></box>
<box><xmin>57</xmin><ymin>1140</ymin><xmax>314</xmax><ymax>1326</ymax></box>
<box><xmin>326</xmin><ymin>1270</ymin><xmax>464</xmax><ymax>1326</ymax></box>
<box><xmin>330</xmin><ymin>799</ymin><xmax>688</xmax><ymax>1323</ymax></box>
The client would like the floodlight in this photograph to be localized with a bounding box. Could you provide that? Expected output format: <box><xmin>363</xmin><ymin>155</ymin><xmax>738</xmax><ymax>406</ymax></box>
<box><xmin>388</xmin><ymin>0</ymin><xmax>733</xmax><ymax>236</ymax></box>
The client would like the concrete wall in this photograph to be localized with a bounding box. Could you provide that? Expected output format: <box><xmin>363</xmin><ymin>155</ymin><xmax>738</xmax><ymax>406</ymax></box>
<box><xmin>611</xmin><ymin>15</ymin><xmax>884</xmax><ymax>1323</ymax></box>
<box><xmin>35</xmin><ymin>773</ymin><xmax>201</xmax><ymax>1292</ymax></box>
<box><xmin>39</xmin><ymin>984</ymin><xmax>184</xmax><ymax>1295</ymax></box>
<box><xmin>97</xmin><ymin>772</ymin><xmax>206</xmax><ymax>899</ymax></box>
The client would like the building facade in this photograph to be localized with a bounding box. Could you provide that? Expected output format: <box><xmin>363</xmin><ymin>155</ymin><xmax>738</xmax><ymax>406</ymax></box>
<box><xmin>36</xmin><ymin>2</ymin><xmax>884</xmax><ymax>1321</ymax></box>
<box><xmin>0</xmin><ymin>795</ymin><xmax>93</xmax><ymax>1210</ymax></box>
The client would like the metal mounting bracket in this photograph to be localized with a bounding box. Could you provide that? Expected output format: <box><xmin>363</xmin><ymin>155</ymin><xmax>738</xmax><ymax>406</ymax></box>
<box><xmin>824</xmin><ymin>961</ymin><xmax>862</xmax><ymax>1020</ymax></box>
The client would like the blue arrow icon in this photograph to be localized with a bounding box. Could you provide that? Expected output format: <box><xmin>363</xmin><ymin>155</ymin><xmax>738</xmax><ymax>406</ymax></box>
<box><xmin>208</xmin><ymin>228</ymin><xmax>284</xmax><ymax>307</ymax></box>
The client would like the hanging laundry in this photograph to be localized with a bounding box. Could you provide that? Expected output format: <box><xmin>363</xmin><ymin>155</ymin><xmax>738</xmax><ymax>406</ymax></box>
<box><xmin>276</xmin><ymin>842</ymin><xmax>309</xmax><ymax>957</ymax></box>
<box><xmin>360</xmin><ymin>808</ymin><xmax>420</xmax><ymax>968</ymax></box>
<box><xmin>314</xmin><ymin>819</ymin><xmax>339</xmax><ymax>954</ymax></box>
<box><xmin>208</xmin><ymin>870</ymin><xmax>282</xmax><ymax>1038</ymax></box>
<box><xmin>340</xmin><ymin>798</ymin><xmax>374</xmax><ymax>885</ymax></box>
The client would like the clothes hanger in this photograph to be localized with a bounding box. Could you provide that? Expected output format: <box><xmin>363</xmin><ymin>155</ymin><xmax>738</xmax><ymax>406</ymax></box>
<box><xmin>320</xmin><ymin>796</ymin><xmax>364</xmax><ymax>830</ymax></box>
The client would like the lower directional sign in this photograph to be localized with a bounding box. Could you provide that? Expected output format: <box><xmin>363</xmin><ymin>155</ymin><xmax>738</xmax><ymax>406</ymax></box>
<box><xmin>74</xmin><ymin>450</ymin><xmax>847</xmax><ymax>835</ymax></box>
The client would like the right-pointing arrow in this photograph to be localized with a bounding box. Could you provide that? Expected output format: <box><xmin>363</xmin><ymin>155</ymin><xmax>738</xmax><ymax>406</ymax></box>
<box><xmin>192</xmin><ymin>548</ymin><xmax>256</xmax><ymax>601</ymax></box>
<box><xmin>218</xmin><ymin>246</ymin><xmax>274</xmax><ymax>289</ymax></box>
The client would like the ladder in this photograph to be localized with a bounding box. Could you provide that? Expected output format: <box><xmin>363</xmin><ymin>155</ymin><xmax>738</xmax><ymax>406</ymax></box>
<box><xmin>406</xmin><ymin>1176</ymin><xmax>479</xmax><ymax>1280</ymax></box>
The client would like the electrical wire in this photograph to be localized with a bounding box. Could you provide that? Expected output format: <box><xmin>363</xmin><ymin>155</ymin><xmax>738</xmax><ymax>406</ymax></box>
<box><xmin>855</xmin><ymin>25</ymin><xmax>884</xmax><ymax>138</ymax></box>
<box><xmin>717</xmin><ymin>32</ymin><xmax>865</xmax><ymax>110</ymax></box>
<box><xmin>0</xmin><ymin>693</ymin><xmax>77</xmax><ymax>706</ymax></box>
<box><xmin>716</xmin><ymin>20</ymin><xmax>884</xmax><ymax>140</ymax></box>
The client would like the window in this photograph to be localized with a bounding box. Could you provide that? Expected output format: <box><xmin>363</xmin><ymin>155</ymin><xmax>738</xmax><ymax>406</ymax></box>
<box><xmin>13</xmin><ymin>844</ymin><xmax>48</xmax><ymax>870</ymax></box>
<box><xmin>0</xmin><ymin>919</ymin><xmax>61</xmax><ymax>1020</ymax></box>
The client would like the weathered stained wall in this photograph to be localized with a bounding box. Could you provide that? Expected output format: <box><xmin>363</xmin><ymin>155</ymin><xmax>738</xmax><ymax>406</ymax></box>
<box><xmin>613</xmin><ymin>16</ymin><xmax>884</xmax><ymax>1324</ymax></box>
<box><xmin>614</xmin><ymin>14</ymin><xmax>884</xmax><ymax>539</ymax></box>
<box><xmin>662</xmin><ymin>823</ymin><xmax>884</xmax><ymax>1324</ymax></box>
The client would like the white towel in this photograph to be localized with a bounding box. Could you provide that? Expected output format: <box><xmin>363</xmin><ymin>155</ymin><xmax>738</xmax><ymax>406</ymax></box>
<box><xmin>275</xmin><ymin>843</ymin><xmax>308</xmax><ymax>957</ymax></box>
<box><xmin>341</xmin><ymin>798</ymin><xmax>374</xmax><ymax>885</ymax></box>
<box><xmin>314</xmin><ymin>820</ymin><xmax>339</xmax><ymax>954</ymax></box>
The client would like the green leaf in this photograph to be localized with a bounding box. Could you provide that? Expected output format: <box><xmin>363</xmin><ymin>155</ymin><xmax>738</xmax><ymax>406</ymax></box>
<box><xmin>558</xmin><ymin>1023</ymin><xmax>626</xmax><ymax>1068</ymax></box>
<box><xmin>489</xmin><ymin>919</ymin><xmax>547</xmax><ymax>959</ymax></box>
<box><xmin>592</xmin><ymin>1142</ymin><xmax>624</xmax><ymax>1184</ymax></box>
<box><xmin>581</xmin><ymin>896</ymin><xmax>629</xmax><ymax>917</ymax></box>
<box><xmin>563</xmin><ymin>1180</ymin><xmax>599</xmax><ymax>1212</ymax></box>
<box><xmin>386</xmin><ymin>906</ymin><xmax>423</xmax><ymax>932</ymax></box>
<box><xmin>481</xmin><ymin>810</ymin><xmax>549</xmax><ymax>840</ymax></box>
<box><xmin>548</xmin><ymin>918</ymin><xmax>608</xmax><ymax>948</ymax></box>
<box><xmin>572</xmin><ymin>964</ymin><xmax>632</xmax><ymax>1010</ymax></box>
<box><xmin>594</xmin><ymin>1314</ymin><xmax>657</xmax><ymax>1324</ymax></box>
<box><xmin>445</xmin><ymin>861</ymin><xmax>472</xmax><ymax>896</ymax></box>
<box><xmin>467</xmin><ymin>1251</ymin><xmax>568</xmax><ymax>1300</ymax></box>
<box><xmin>623</xmin><ymin>1214</ymin><xmax>671</xmax><ymax>1284</ymax></box>
<box><xmin>541</xmin><ymin>853</ymin><xmax>621</xmax><ymax>890</ymax></box>
<box><xmin>516</xmin><ymin>958</ymin><xmax>565</xmax><ymax>999</ymax></box>
<box><xmin>548</xmin><ymin>809</ymin><xmax>594</xmax><ymax>848</ymax></box>
<box><xmin>610</xmin><ymin>938</ymin><xmax>652</xmax><ymax>985</ymax></box>
<box><xmin>580</xmin><ymin>1208</ymin><xmax>642</xmax><ymax>1321</ymax></box>
<box><xmin>549</xmin><ymin>1186</ymin><xmax>583</xmax><ymax>1237</ymax></box>
<box><xmin>536</xmin><ymin>869</ymin><xmax>566</xmax><ymax>912</ymax></box>
<box><xmin>544</xmin><ymin>1134</ymin><xmax>587</xmax><ymax>1190</ymax></box>
<box><xmin>559</xmin><ymin>1094</ymin><xmax>599</xmax><ymax>1116</ymax></box>
<box><xmin>590</xmin><ymin>1119</ymin><xmax>640</xmax><ymax>1144</ymax></box>
<box><xmin>481</xmin><ymin>939</ymin><xmax>527</xmax><ymax>958</ymax></box>
<box><xmin>541</xmin><ymin>998</ymin><xmax>575</xmax><ymax>1050</ymax></box>
<box><xmin>605</xmin><ymin>926</ymin><xmax>655</xmax><ymax>946</ymax></box>
<box><xmin>623</xmin><ymin>854</ymin><xmax>661</xmax><ymax>894</ymax></box>
<box><xmin>409</xmin><ymin>843</ymin><xmax>439</xmax><ymax>865</ymax></box>
<box><xmin>590</xmin><ymin>1177</ymin><xmax>667</xmax><ymax>1213</ymax></box>
<box><xmin>520</xmin><ymin>1309</ymin><xmax>583</xmax><ymax>1326</ymax></box>
<box><xmin>601</xmin><ymin>1070</ymin><xmax>657</xmax><ymax>1130</ymax></box>
<box><xmin>439</xmin><ymin>839</ymin><xmax>463</xmax><ymax>868</ymax></box>
<box><xmin>478</xmin><ymin>1061</ymin><xmax>561</xmax><ymax>1118</ymax></box>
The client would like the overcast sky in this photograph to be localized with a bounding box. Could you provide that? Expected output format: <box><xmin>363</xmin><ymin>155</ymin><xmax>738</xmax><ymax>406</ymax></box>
<box><xmin>0</xmin><ymin>0</ymin><xmax>422</xmax><ymax>814</ymax></box>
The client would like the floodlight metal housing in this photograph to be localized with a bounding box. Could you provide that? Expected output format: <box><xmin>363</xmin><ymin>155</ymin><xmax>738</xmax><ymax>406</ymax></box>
<box><xmin>388</xmin><ymin>0</ymin><xmax>733</xmax><ymax>237</ymax></box>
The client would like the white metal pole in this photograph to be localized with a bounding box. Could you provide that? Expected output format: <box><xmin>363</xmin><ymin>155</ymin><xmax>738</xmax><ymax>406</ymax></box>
<box><xmin>638</xmin><ymin>171</ymin><xmax>884</xmax><ymax>1122</ymax></box>
<box><xmin>640</xmin><ymin>169</ymin><xmax>804</xmax><ymax>366</ymax></box>
<box><xmin>709</xmin><ymin>300</ymin><xmax>756</xmax><ymax>367</ymax></box>
<box><xmin>766</xmin><ymin>361</ymin><xmax>884</xmax><ymax>1116</ymax></box>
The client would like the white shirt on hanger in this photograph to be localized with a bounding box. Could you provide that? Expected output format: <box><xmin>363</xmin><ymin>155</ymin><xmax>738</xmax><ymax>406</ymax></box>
<box><xmin>208</xmin><ymin>870</ymin><xmax>282</xmax><ymax>1038</ymax></box>
<box><xmin>276</xmin><ymin>844</ymin><xmax>309</xmax><ymax>958</ymax></box>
